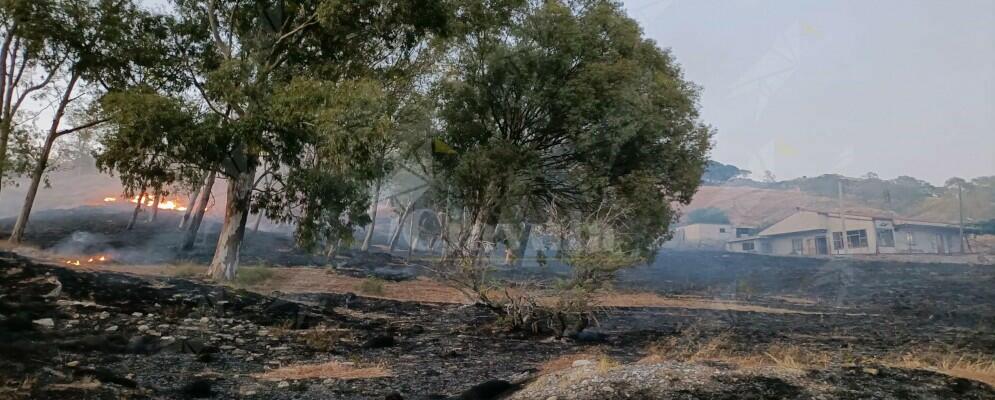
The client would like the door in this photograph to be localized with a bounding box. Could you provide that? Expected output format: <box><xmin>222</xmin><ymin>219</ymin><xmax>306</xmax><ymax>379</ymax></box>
<box><xmin>814</xmin><ymin>236</ymin><xmax>829</xmax><ymax>255</ymax></box>
<box><xmin>936</xmin><ymin>234</ymin><xmax>945</xmax><ymax>254</ymax></box>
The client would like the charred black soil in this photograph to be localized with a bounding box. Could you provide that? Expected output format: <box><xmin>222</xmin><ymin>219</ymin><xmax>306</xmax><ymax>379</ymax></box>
<box><xmin>0</xmin><ymin>208</ymin><xmax>994</xmax><ymax>399</ymax></box>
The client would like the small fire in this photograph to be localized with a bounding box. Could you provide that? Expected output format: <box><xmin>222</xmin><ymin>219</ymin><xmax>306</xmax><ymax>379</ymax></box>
<box><xmin>64</xmin><ymin>255</ymin><xmax>110</xmax><ymax>266</ymax></box>
<box><xmin>103</xmin><ymin>197</ymin><xmax>117</xmax><ymax>202</ymax></box>
<box><xmin>127</xmin><ymin>196</ymin><xmax>188</xmax><ymax>211</ymax></box>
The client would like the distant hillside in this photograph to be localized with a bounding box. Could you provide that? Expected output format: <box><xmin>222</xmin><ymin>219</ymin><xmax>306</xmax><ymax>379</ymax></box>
<box><xmin>694</xmin><ymin>163</ymin><xmax>994</xmax><ymax>227</ymax></box>
<box><xmin>679</xmin><ymin>186</ymin><xmax>895</xmax><ymax>228</ymax></box>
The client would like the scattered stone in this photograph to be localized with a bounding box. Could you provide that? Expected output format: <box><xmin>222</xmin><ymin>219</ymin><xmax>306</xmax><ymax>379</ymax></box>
<box><xmin>32</xmin><ymin>318</ymin><xmax>55</xmax><ymax>328</ymax></box>
<box><xmin>571</xmin><ymin>360</ymin><xmax>592</xmax><ymax>367</ymax></box>
<box><xmin>132</xmin><ymin>312</ymin><xmax>143</xmax><ymax>318</ymax></box>
<box><xmin>105</xmin><ymin>325</ymin><xmax>119</xmax><ymax>332</ymax></box>
<box><xmin>66</xmin><ymin>361</ymin><xmax>80</xmax><ymax>367</ymax></box>
<box><xmin>98</xmin><ymin>311</ymin><xmax>110</xmax><ymax>319</ymax></box>
<box><xmin>277</xmin><ymin>381</ymin><xmax>290</xmax><ymax>388</ymax></box>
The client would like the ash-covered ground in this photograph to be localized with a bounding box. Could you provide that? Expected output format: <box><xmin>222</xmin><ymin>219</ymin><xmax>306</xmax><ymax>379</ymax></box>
<box><xmin>0</xmin><ymin>207</ymin><xmax>994</xmax><ymax>399</ymax></box>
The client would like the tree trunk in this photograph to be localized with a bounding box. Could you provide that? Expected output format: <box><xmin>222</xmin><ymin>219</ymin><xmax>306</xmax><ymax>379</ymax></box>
<box><xmin>513</xmin><ymin>223</ymin><xmax>533</xmax><ymax>268</ymax></box>
<box><xmin>147</xmin><ymin>193</ymin><xmax>161</xmax><ymax>222</ymax></box>
<box><xmin>178</xmin><ymin>176</ymin><xmax>204</xmax><ymax>229</ymax></box>
<box><xmin>252</xmin><ymin>211</ymin><xmax>263</xmax><ymax>233</ymax></box>
<box><xmin>325</xmin><ymin>238</ymin><xmax>342</xmax><ymax>262</ymax></box>
<box><xmin>182</xmin><ymin>170</ymin><xmax>215</xmax><ymax>250</ymax></box>
<box><xmin>8</xmin><ymin>134</ymin><xmax>55</xmax><ymax>243</ymax></box>
<box><xmin>7</xmin><ymin>72</ymin><xmax>78</xmax><ymax>244</ymax></box>
<box><xmin>207</xmin><ymin>164</ymin><xmax>256</xmax><ymax>281</ymax></box>
<box><xmin>407</xmin><ymin>211</ymin><xmax>418</xmax><ymax>259</ymax></box>
<box><xmin>127</xmin><ymin>189</ymin><xmax>147</xmax><ymax>230</ymax></box>
<box><xmin>360</xmin><ymin>180</ymin><xmax>382</xmax><ymax>252</ymax></box>
<box><xmin>388</xmin><ymin>199</ymin><xmax>414</xmax><ymax>251</ymax></box>
<box><xmin>0</xmin><ymin>121</ymin><xmax>12</xmax><ymax>197</ymax></box>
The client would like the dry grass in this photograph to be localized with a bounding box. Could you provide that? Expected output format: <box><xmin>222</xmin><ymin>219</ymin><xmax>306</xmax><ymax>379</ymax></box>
<box><xmin>299</xmin><ymin>324</ymin><xmax>351</xmax><ymax>352</ymax></box>
<box><xmin>539</xmin><ymin>351</ymin><xmax>607</xmax><ymax>374</ymax></box>
<box><xmin>640</xmin><ymin>328</ymin><xmax>831</xmax><ymax>372</ymax></box>
<box><xmin>45</xmin><ymin>377</ymin><xmax>101</xmax><ymax>391</ymax></box>
<box><xmin>886</xmin><ymin>348</ymin><xmax>995</xmax><ymax>386</ymax></box>
<box><xmin>598</xmin><ymin>292</ymin><xmax>815</xmax><ymax>315</ymax></box>
<box><xmin>253</xmin><ymin>361</ymin><xmax>391</xmax><ymax>381</ymax></box>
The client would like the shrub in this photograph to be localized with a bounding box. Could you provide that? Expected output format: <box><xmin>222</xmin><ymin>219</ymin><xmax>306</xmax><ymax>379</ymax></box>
<box><xmin>358</xmin><ymin>277</ymin><xmax>386</xmax><ymax>296</ymax></box>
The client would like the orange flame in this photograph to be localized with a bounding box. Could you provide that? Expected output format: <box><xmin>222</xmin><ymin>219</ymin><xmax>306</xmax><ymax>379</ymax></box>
<box><xmin>64</xmin><ymin>255</ymin><xmax>111</xmax><ymax>267</ymax></box>
<box><xmin>128</xmin><ymin>196</ymin><xmax>188</xmax><ymax>211</ymax></box>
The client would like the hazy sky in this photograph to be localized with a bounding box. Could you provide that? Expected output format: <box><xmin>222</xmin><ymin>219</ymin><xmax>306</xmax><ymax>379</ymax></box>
<box><xmin>622</xmin><ymin>0</ymin><xmax>994</xmax><ymax>184</ymax></box>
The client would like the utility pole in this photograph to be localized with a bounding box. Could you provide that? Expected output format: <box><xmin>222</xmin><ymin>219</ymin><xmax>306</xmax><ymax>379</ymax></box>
<box><xmin>837</xmin><ymin>179</ymin><xmax>847</xmax><ymax>254</ymax></box>
<box><xmin>958</xmin><ymin>181</ymin><xmax>965</xmax><ymax>253</ymax></box>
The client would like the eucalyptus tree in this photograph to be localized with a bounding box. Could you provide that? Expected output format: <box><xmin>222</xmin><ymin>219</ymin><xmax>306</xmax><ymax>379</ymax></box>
<box><xmin>7</xmin><ymin>0</ymin><xmax>169</xmax><ymax>244</ymax></box>
<box><xmin>163</xmin><ymin>0</ymin><xmax>520</xmax><ymax>280</ymax></box>
<box><xmin>434</xmin><ymin>0</ymin><xmax>712</xmax><ymax>259</ymax></box>
<box><xmin>0</xmin><ymin>0</ymin><xmax>64</xmax><ymax>194</ymax></box>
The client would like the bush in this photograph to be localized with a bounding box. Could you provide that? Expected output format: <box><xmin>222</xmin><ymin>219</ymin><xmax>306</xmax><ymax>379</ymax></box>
<box><xmin>234</xmin><ymin>266</ymin><xmax>276</xmax><ymax>287</ymax></box>
<box><xmin>358</xmin><ymin>277</ymin><xmax>386</xmax><ymax>296</ymax></box>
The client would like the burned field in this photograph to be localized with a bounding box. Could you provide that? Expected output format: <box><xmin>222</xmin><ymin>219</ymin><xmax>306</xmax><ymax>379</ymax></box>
<box><xmin>0</xmin><ymin>209</ymin><xmax>994</xmax><ymax>399</ymax></box>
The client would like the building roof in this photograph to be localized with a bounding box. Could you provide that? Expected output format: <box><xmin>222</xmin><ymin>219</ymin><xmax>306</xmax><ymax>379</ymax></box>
<box><xmin>756</xmin><ymin>208</ymin><xmax>967</xmax><ymax>238</ymax></box>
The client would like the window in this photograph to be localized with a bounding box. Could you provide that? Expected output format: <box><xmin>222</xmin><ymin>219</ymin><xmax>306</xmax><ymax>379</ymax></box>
<box><xmin>742</xmin><ymin>242</ymin><xmax>755</xmax><ymax>251</ymax></box>
<box><xmin>791</xmin><ymin>238</ymin><xmax>803</xmax><ymax>254</ymax></box>
<box><xmin>736</xmin><ymin>228</ymin><xmax>752</xmax><ymax>238</ymax></box>
<box><xmin>719</xmin><ymin>228</ymin><xmax>727</xmax><ymax>233</ymax></box>
<box><xmin>877</xmin><ymin>229</ymin><xmax>895</xmax><ymax>247</ymax></box>
<box><xmin>906</xmin><ymin>232</ymin><xmax>916</xmax><ymax>246</ymax></box>
<box><xmin>761</xmin><ymin>241</ymin><xmax>773</xmax><ymax>254</ymax></box>
<box><xmin>847</xmin><ymin>229</ymin><xmax>868</xmax><ymax>248</ymax></box>
<box><xmin>833</xmin><ymin>232</ymin><xmax>844</xmax><ymax>250</ymax></box>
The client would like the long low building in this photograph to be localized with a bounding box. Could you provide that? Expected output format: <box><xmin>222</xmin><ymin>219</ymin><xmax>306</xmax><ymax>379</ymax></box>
<box><xmin>727</xmin><ymin>209</ymin><xmax>970</xmax><ymax>256</ymax></box>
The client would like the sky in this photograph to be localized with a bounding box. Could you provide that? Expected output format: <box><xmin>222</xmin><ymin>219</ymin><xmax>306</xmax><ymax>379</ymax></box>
<box><xmin>622</xmin><ymin>0</ymin><xmax>994</xmax><ymax>184</ymax></box>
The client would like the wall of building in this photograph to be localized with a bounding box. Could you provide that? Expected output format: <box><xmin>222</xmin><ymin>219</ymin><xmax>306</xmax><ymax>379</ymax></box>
<box><xmin>670</xmin><ymin>224</ymin><xmax>734</xmax><ymax>248</ymax></box>
<box><xmin>894</xmin><ymin>226</ymin><xmax>964</xmax><ymax>254</ymax></box>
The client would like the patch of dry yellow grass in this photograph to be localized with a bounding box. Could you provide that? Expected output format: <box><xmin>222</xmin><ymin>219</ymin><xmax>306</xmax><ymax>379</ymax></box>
<box><xmin>253</xmin><ymin>361</ymin><xmax>391</xmax><ymax>381</ymax></box>
<box><xmin>887</xmin><ymin>349</ymin><xmax>995</xmax><ymax>387</ymax></box>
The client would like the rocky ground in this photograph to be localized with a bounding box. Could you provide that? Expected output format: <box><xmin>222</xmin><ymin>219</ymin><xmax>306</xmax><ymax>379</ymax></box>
<box><xmin>1</xmin><ymin>251</ymin><xmax>994</xmax><ymax>399</ymax></box>
<box><xmin>0</xmin><ymin>208</ymin><xmax>994</xmax><ymax>399</ymax></box>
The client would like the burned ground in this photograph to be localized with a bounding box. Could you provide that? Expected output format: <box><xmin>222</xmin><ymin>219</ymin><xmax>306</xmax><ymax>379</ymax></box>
<box><xmin>0</xmin><ymin>208</ymin><xmax>993</xmax><ymax>399</ymax></box>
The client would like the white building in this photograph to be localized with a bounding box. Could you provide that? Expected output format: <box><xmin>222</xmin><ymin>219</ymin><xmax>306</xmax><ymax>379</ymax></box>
<box><xmin>668</xmin><ymin>223</ymin><xmax>754</xmax><ymax>249</ymax></box>
<box><xmin>726</xmin><ymin>209</ymin><xmax>969</xmax><ymax>256</ymax></box>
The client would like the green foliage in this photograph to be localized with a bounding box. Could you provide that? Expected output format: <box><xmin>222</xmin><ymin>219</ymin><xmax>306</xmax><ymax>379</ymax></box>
<box><xmin>358</xmin><ymin>276</ymin><xmax>386</xmax><ymax>296</ymax></box>
<box><xmin>434</xmin><ymin>0</ymin><xmax>712</xmax><ymax>255</ymax></box>
<box><xmin>233</xmin><ymin>266</ymin><xmax>276</xmax><ymax>287</ymax></box>
<box><xmin>685</xmin><ymin>207</ymin><xmax>731</xmax><ymax>225</ymax></box>
<box><xmin>702</xmin><ymin>161</ymin><xmax>749</xmax><ymax>184</ymax></box>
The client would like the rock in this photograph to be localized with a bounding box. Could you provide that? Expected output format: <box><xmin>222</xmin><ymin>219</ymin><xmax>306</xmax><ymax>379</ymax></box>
<box><xmin>362</xmin><ymin>335</ymin><xmax>396</xmax><ymax>349</ymax></box>
<box><xmin>105</xmin><ymin>325</ymin><xmax>119</xmax><ymax>332</ymax></box>
<box><xmin>571</xmin><ymin>360</ymin><xmax>592</xmax><ymax>367</ymax></box>
<box><xmin>98</xmin><ymin>311</ymin><xmax>111</xmax><ymax>320</ymax></box>
<box><xmin>76</xmin><ymin>367</ymin><xmax>137</xmax><ymax>388</ymax></box>
<box><xmin>181</xmin><ymin>379</ymin><xmax>214</xmax><ymax>398</ymax></box>
<box><xmin>138</xmin><ymin>324</ymin><xmax>150</xmax><ymax>332</ymax></box>
<box><xmin>32</xmin><ymin>318</ymin><xmax>55</xmax><ymax>328</ymax></box>
<box><xmin>132</xmin><ymin>312</ymin><xmax>143</xmax><ymax>317</ymax></box>
<box><xmin>127</xmin><ymin>335</ymin><xmax>161</xmax><ymax>354</ymax></box>
<box><xmin>277</xmin><ymin>381</ymin><xmax>290</xmax><ymax>388</ymax></box>
<box><xmin>66</xmin><ymin>361</ymin><xmax>80</xmax><ymax>367</ymax></box>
